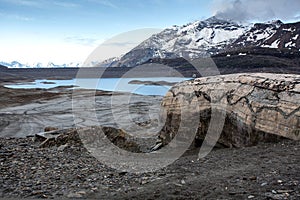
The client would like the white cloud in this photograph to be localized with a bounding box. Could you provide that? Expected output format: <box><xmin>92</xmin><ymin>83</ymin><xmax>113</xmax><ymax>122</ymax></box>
<box><xmin>53</xmin><ymin>1</ymin><xmax>80</xmax><ymax>8</ymax></box>
<box><xmin>88</xmin><ymin>0</ymin><xmax>119</xmax><ymax>9</ymax></box>
<box><xmin>1</xmin><ymin>0</ymin><xmax>81</xmax><ymax>9</ymax></box>
<box><xmin>0</xmin><ymin>12</ymin><xmax>34</xmax><ymax>21</ymax></box>
<box><xmin>0</xmin><ymin>39</ymin><xmax>95</xmax><ymax>64</ymax></box>
<box><xmin>1</xmin><ymin>0</ymin><xmax>44</xmax><ymax>7</ymax></box>
<box><xmin>212</xmin><ymin>0</ymin><xmax>300</xmax><ymax>22</ymax></box>
<box><xmin>14</xmin><ymin>15</ymin><xmax>33</xmax><ymax>21</ymax></box>
<box><xmin>64</xmin><ymin>36</ymin><xmax>102</xmax><ymax>46</ymax></box>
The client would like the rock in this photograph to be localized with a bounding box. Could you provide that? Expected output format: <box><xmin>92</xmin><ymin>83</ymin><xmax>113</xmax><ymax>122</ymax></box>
<box><xmin>44</xmin><ymin>127</ymin><xmax>59</xmax><ymax>132</ymax></box>
<box><xmin>277</xmin><ymin>190</ymin><xmax>293</xmax><ymax>193</ymax></box>
<box><xmin>37</xmin><ymin>126</ymin><xmax>141</xmax><ymax>152</ymax></box>
<box><xmin>261</xmin><ymin>182</ymin><xmax>268</xmax><ymax>186</ymax></box>
<box><xmin>156</xmin><ymin>73</ymin><xmax>300</xmax><ymax>148</ymax></box>
<box><xmin>76</xmin><ymin>191</ymin><xmax>87</xmax><ymax>195</ymax></box>
<box><xmin>249</xmin><ymin>176</ymin><xmax>257</xmax><ymax>181</ymax></box>
<box><xmin>18</xmin><ymin>143</ymin><xmax>28</xmax><ymax>147</ymax></box>
<box><xmin>101</xmin><ymin>126</ymin><xmax>141</xmax><ymax>152</ymax></box>
<box><xmin>265</xmin><ymin>192</ymin><xmax>291</xmax><ymax>200</ymax></box>
<box><xmin>128</xmin><ymin>80</ymin><xmax>177</xmax><ymax>86</ymax></box>
<box><xmin>33</xmin><ymin>134</ymin><xmax>48</xmax><ymax>142</ymax></box>
<box><xmin>67</xmin><ymin>192</ymin><xmax>83</xmax><ymax>198</ymax></box>
<box><xmin>57</xmin><ymin>144</ymin><xmax>68</xmax><ymax>151</ymax></box>
<box><xmin>37</xmin><ymin>128</ymin><xmax>84</xmax><ymax>148</ymax></box>
<box><xmin>39</xmin><ymin>138</ymin><xmax>56</xmax><ymax>148</ymax></box>
<box><xmin>79</xmin><ymin>126</ymin><xmax>142</xmax><ymax>153</ymax></box>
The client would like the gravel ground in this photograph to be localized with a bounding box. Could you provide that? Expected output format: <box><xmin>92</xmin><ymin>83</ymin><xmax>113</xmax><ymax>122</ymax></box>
<box><xmin>0</xmin><ymin>136</ymin><xmax>299</xmax><ymax>199</ymax></box>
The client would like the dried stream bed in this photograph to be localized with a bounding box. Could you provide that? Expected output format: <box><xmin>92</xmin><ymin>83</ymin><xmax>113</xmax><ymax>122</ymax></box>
<box><xmin>0</xmin><ymin>86</ymin><xmax>163</xmax><ymax>138</ymax></box>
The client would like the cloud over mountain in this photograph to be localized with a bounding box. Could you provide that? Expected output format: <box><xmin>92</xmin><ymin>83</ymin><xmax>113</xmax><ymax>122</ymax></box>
<box><xmin>212</xmin><ymin>0</ymin><xmax>300</xmax><ymax>22</ymax></box>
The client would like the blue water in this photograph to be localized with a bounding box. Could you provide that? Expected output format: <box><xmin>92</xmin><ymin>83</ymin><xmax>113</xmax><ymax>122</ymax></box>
<box><xmin>4</xmin><ymin>77</ymin><xmax>191</xmax><ymax>96</ymax></box>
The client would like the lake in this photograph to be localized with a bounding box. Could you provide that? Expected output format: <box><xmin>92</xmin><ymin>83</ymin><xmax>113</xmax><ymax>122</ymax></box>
<box><xmin>4</xmin><ymin>77</ymin><xmax>191</xmax><ymax>96</ymax></box>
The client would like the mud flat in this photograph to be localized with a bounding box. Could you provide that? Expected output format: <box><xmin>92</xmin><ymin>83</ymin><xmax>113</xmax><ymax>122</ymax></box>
<box><xmin>0</xmin><ymin>85</ymin><xmax>163</xmax><ymax>138</ymax></box>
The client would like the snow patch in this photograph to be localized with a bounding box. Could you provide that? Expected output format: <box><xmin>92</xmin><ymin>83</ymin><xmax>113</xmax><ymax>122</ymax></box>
<box><xmin>282</xmin><ymin>28</ymin><xmax>292</xmax><ymax>31</ymax></box>
<box><xmin>292</xmin><ymin>35</ymin><xmax>299</xmax><ymax>40</ymax></box>
<box><xmin>261</xmin><ymin>40</ymin><xmax>280</xmax><ymax>48</ymax></box>
<box><xmin>285</xmin><ymin>41</ymin><xmax>296</xmax><ymax>48</ymax></box>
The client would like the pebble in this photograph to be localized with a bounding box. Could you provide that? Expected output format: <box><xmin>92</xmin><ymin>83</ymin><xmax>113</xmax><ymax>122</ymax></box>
<box><xmin>261</xmin><ymin>182</ymin><xmax>268</xmax><ymax>186</ymax></box>
<box><xmin>19</xmin><ymin>143</ymin><xmax>28</xmax><ymax>147</ymax></box>
<box><xmin>67</xmin><ymin>192</ymin><xmax>83</xmax><ymax>198</ymax></box>
<box><xmin>57</xmin><ymin>144</ymin><xmax>68</xmax><ymax>151</ymax></box>
<box><xmin>77</xmin><ymin>191</ymin><xmax>86</xmax><ymax>195</ymax></box>
<box><xmin>277</xmin><ymin>190</ymin><xmax>293</xmax><ymax>193</ymax></box>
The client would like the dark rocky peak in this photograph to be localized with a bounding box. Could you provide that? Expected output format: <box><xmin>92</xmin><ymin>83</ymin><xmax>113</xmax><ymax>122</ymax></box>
<box><xmin>195</xmin><ymin>16</ymin><xmax>244</xmax><ymax>30</ymax></box>
<box><xmin>204</xmin><ymin>16</ymin><xmax>238</xmax><ymax>25</ymax></box>
<box><xmin>267</xmin><ymin>20</ymin><xmax>283</xmax><ymax>26</ymax></box>
<box><xmin>0</xmin><ymin>64</ymin><xmax>7</xmax><ymax>70</ymax></box>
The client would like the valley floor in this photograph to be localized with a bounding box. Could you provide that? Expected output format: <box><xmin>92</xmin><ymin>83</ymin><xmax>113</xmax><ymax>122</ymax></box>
<box><xmin>0</xmin><ymin>74</ymin><xmax>299</xmax><ymax>199</ymax></box>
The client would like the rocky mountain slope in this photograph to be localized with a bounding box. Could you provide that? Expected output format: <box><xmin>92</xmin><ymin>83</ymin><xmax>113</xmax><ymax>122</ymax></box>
<box><xmin>231</xmin><ymin>20</ymin><xmax>300</xmax><ymax>50</ymax></box>
<box><xmin>110</xmin><ymin>17</ymin><xmax>300</xmax><ymax>68</ymax></box>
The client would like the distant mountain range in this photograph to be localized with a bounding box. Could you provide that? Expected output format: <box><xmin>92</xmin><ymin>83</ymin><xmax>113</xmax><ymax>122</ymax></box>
<box><xmin>1</xmin><ymin>16</ymin><xmax>299</xmax><ymax>68</ymax></box>
<box><xmin>0</xmin><ymin>61</ymin><xmax>82</xmax><ymax>68</ymax></box>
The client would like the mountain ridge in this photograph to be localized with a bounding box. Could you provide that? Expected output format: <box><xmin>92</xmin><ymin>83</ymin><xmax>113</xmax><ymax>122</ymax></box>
<box><xmin>108</xmin><ymin>17</ymin><xmax>300</xmax><ymax>68</ymax></box>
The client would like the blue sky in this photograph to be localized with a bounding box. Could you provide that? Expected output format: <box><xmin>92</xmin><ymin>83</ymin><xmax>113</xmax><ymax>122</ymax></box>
<box><xmin>0</xmin><ymin>0</ymin><xmax>212</xmax><ymax>64</ymax></box>
<box><xmin>0</xmin><ymin>0</ymin><xmax>299</xmax><ymax>65</ymax></box>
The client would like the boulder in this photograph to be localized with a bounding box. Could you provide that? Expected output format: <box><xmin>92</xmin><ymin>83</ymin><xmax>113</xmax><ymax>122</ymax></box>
<box><xmin>44</xmin><ymin>127</ymin><xmax>59</xmax><ymax>132</ymax></box>
<box><xmin>157</xmin><ymin>73</ymin><xmax>300</xmax><ymax>148</ymax></box>
<box><xmin>36</xmin><ymin>126</ymin><xmax>141</xmax><ymax>152</ymax></box>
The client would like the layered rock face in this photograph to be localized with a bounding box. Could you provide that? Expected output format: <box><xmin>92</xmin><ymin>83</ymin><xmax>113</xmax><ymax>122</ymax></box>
<box><xmin>158</xmin><ymin>73</ymin><xmax>300</xmax><ymax>148</ymax></box>
<box><xmin>36</xmin><ymin>126</ymin><xmax>142</xmax><ymax>153</ymax></box>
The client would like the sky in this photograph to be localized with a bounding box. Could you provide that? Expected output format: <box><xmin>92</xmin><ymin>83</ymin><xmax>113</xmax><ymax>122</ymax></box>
<box><xmin>0</xmin><ymin>0</ymin><xmax>299</xmax><ymax>65</ymax></box>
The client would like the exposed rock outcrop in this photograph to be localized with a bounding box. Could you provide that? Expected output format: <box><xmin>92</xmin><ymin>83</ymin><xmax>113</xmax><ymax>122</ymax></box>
<box><xmin>157</xmin><ymin>73</ymin><xmax>300</xmax><ymax>148</ymax></box>
<box><xmin>36</xmin><ymin>126</ymin><xmax>141</xmax><ymax>153</ymax></box>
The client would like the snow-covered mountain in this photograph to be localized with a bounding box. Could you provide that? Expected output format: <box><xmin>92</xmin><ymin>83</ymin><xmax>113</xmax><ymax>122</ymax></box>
<box><xmin>0</xmin><ymin>61</ymin><xmax>82</xmax><ymax>68</ymax></box>
<box><xmin>94</xmin><ymin>56</ymin><xmax>122</xmax><ymax>67</ymax></box>
<box><xmin>110</xmin><ymin>16</ymin><xmax>249</xmax><ymax>67</ymax></box>
<box><xmin>3</xmin><ymin>17</ymin><xmax>299</xmax><ymax>69</ymax></box>
<box><xmin>109</xmin><ymin>17</ymin><xmax>300</xmax><ymax>67</ymax></box>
